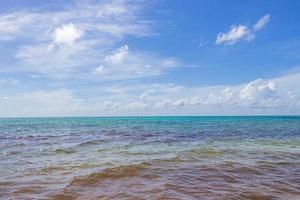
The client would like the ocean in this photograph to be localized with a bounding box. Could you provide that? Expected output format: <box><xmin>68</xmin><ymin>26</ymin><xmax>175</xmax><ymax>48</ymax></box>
<box><xmin>0</xmin><ymin>116</ymin><xmax>299</xmax><ymax>199</ymax></box>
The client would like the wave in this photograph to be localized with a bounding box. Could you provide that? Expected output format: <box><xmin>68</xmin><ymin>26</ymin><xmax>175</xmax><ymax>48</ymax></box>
<box><xmin>69</xmin><ymin>161</ymin><xmax>152</xmax><ymax>186</ymax></box>
<box><xmin>53</xmin><ymin>148</ymin><xmax>76</xmax><ymax>154</ymax></box>
<box><xmin>76</xmin><ymin>139</ymin><xmax>106</xmax><ymax>147</ymax></box>
<box><xmin>151</xmin><ymin>154</ymin><xmax>185</xmax><ymax>163</ymax></box>
<box><xmin>0</xmin><ymin>134</ymin><xmax>64</xmax><ymax>141</ymax></box>
<box><xmin>1</xmin><ymin>150</ymin><xmax>21</xmax><ymax>157</ymax></box>
<box><xmin>182</xmin><ymin>147</ymin><xmax>225</xmax><ymax>158</ymax></box>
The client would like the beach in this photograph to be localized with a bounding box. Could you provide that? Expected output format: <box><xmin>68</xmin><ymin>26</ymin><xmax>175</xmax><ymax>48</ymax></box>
<box><xmin>0</xmin><ymin>116</ymin><xmax>299</xmax><ymax>199</ymax></box>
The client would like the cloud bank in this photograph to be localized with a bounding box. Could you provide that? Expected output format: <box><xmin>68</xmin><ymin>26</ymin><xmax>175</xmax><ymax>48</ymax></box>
<box><xmin>1</xmin><ymin>72</ymin><xmax>299</xmax><ymax>117</ymax></box>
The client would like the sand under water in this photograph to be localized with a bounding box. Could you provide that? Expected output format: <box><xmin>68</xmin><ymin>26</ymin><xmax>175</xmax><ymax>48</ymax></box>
<box><xmin>0</xmin><ymin>116</ymin><xmax>299</xmax><ymax>199</ymax></box>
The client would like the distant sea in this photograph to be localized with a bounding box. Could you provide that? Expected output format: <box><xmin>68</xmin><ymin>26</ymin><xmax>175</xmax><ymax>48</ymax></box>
<box><xmin>0</xmin><ymin>116</ymin><xmax>299</xmax><ymax>199</ymax></box>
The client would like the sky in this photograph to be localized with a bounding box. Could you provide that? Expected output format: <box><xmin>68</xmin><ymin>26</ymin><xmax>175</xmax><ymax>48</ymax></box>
<box><xmin>0</xmin><ymin>0</ymin><xmax>300</xmax><ymax>117</ymax></box>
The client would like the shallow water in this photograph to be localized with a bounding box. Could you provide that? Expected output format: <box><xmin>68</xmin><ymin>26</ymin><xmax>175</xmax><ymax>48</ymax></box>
<box><xmin>0</xmin><ymin>116</ymin><xmax>300</xmax><ymax>199</ymax></box>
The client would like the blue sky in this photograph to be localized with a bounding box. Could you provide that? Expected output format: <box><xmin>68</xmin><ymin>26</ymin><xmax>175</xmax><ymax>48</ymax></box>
<box><xmin>0</xmin><ymin>0</ymin><xmax>300</xmax><ymax>117</ymax></box>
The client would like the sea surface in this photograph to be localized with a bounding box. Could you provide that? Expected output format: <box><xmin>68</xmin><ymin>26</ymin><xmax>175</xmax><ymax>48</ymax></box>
<box><xmin>0</xmin><ymin>116</ymin><xmax>300</xmax><ymax>200</ymax></box>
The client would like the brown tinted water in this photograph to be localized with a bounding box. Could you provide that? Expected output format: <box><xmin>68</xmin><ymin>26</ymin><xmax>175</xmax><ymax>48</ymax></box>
<box><xmin>0</xmin><ymin>117</ymin><xmax>300</xmax><ymax>199</ymax></box>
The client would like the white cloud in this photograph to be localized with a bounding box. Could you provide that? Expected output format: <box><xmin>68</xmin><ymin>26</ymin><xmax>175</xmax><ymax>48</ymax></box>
<box><xmin>216</xmin><ymin>14</ymin><xmax>271</xmax><ymax>45</ymax></box>
<box><xmin>126</xmin><ymin>102</ymin><xmax>150</xmax><ymax>110</ymax></box>
<box><xmin>0</xmin><ymin>89</ymin><xmax>84</xmax><ymax>117</ymax></box>
<box><xmin>91</xmin><ymin>45</ymin><xmax>180</xmax><ymax>80</ymax></box>
<box><xmin>53</xmin><ymin>24</ymin><xmax>83</xmax><ymax>45</ymax></box>
<box><xmin>95</xmin><ymin>72</ymin><xmax>300</xmax><ymax>114</ymax></box>
<box><xmin>15</xmin><ymin>40</ymin><xmax>98</xmax><ymax>78</ymax></box>
<box><xmin>216</xmin><ymin>25</ymin><xmax>252</xmax><ymax>45</ymax></box>
<box><xmin>104</xmin><ymin>45</ymin><xmax>129</xmax><ymax>64</ymax></box>
<box><xmin>0</xmin><ymin>1</ymin><xmax>164</xmax><ymax>80</ymax></box>
<box><xmin>0</xmin><ymin>1</ymin><xmax>151</xmax><ymax>42</ymax></box>
<box><xmin>1</xmin><ymin>72</ymin><xmax>300</xmax><ymax>117</ymax></box>
<box><xmin>0</xmin><ymin>13</ymin><xmax>36</xmax><ymax>41</ymax></box>
<box><xmin>240</xmin><ymin>79</ymin><xmax>277</xmax><ymax>101</ymax></box>
<box><xmin>238</xmin><ymin>79</ymin><xmax>280</xmax><ymax>108</ymax></box>
<box><xmin>100</xmin><ymin>101</ymin><xmax>121</xmax><ymax>110</ymax></box>
<box><xmin>0</xmin><ymin>3</ymin><xmax>298</xmax><ymax>117</ymax></box>
<box><xmin>172</xmin><ymin>99</ymin><xmax>187</xmax><ymax>107</ymax></box>
<box><xmin>93</xmin><ymin>65</ymin><xmax>105</xmax><ymax>74</ymax></box>
<box><xmin>253</xmin><ymin>14</ymin><xmax>270</xmax><ymax>31</ymax></box>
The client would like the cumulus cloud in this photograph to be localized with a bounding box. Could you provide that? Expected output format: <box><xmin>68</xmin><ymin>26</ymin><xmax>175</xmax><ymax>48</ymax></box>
<box><xmin>216</xmin><ymin>14</ymin><xmax>270</xmax><ymax>45</ymax></box>
<box><xmin>238</xmin><ymin>79</ymin><xmax>280</xmax><ymax>108</ymax></box>
<box><xmin>1</xmin><ymin>72</ymin><xmax>300</xmax><ymax>117</ymax></box>
<box><xmin>104</xmin><ymin>73</ymin><xmax>300</xmax><ymax>114</ymax></box>
<box><xmin>53</xmin><ymin>24</ymin><xmax>83</xmax><ymax>45</ymax></box>
<box><xmin>216</xmin><ymin>25</ymin><xmax>252</xmax><ymax>45</ymax></box>
<box><xmin>240</xmin><ymin>80</ymin><xmax>276</xmax><ymax>101</ymax></box>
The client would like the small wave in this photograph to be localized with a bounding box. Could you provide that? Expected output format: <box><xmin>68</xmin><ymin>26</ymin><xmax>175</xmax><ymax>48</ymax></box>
<box><xmin>152</xmin><ymin>154</ymin><xmax>185</xmax><ymax>163</ymax></box>
<box><xmin>38</xmin><ymin>163</ymin><xmax>103</xmax><ymax>175</ymax></box>
<box><xmin>69</xmin><ymin>161</ymin><xmax>152</xmax><ymax>186</ymax></box>
<box><xmin>54</xmin><ymin>148</ymin><xmax>76</xmax><ymax>154</ymax></box>
<box><xmin>12</xmin><ymin>142</ymin><xmax>26</xmax><ymax>147</ymax></box>
<box><xmin>255</xmin><ymin>140</ymin><xmax>300</xmax><ymax>148</ymax></box>
<box><xmin>238</xmin><ymin>193</ymin><xmax>277</xmax><ymax>200</ymax></box>
<box><xmin>38</xmin><ymin>165</ymin><xmax>67</xmax><ymax>174</ymax></box>
<box><xmin>70</xmin><ymin>163</ymin><xmax>102</xmax><ymax>170</ymax></box>
<box><xmin>237</xmin><ymin>166</ymin><xmax>263</xmax><ymax>175</ymax></box>
<box><xmin>2</xmin><ymin>150</ymin><xmax>21</xmax><ymax>156</ymax></box>
<box><xmin>183</xmin><ymin>147</ymin><xmax>224</xmax><ymax>158</ymax></box>
<box><xmin>76</xmin><ymin>139</ymin><xmax>105</xmax><ymax>147</ymax></box>
<box><xmin>0</xmin><ymin>134</ymin><xmax>59</xmax><ymax>141</ymax></box>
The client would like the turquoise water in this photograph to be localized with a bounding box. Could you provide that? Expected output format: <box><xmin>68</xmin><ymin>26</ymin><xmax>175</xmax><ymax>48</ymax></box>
<box><xmin>0</xmin><ymin>116</ymin><xmax>300</xmax><ymax>199</ymax></box>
